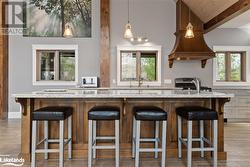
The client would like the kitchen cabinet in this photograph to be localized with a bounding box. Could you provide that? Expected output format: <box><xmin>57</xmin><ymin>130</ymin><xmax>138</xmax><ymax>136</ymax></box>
<box><xmin>216</xmin><ymin>89</ymin><xmax>250</xmax><ymax>121</ymax></box>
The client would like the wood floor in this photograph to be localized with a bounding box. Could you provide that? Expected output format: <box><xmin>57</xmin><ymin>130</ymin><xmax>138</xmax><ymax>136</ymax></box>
<box><xmin>0</xmin><ymin>120</ymin><xmax>250</xmax><ymax>167</ymax></box>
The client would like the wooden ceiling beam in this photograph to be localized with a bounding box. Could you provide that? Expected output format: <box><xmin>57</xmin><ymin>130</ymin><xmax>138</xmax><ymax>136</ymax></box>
<box><xmin>100</xmin><ymin>0</ymin><xmax>110</xmax><ymax>87</ymax></box>
<box><xmin>204</xmin><ymin>0</ymin><xmax>250</xmax><ymax>33</ymax></box>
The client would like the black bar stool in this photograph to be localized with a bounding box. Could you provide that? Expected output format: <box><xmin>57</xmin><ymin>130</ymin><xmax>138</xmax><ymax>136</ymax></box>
<box><xmin>88</xmin><ymin>106</ymin><xmax>120</xmax><ymax>167</ymax></box>
<box><xmin>132</xmin><ymin>106</ymin><xmax>168</xmax><ymax>167</ymax></box>
<box><xmin>31</xmin><ymin>106</ymin><xmax>73</xmax><ymax>167</ymax></box>
<box><xmin>176</xmin><ymin>106</ymin><xmax>218</xmax><ymax>167</ymax></box>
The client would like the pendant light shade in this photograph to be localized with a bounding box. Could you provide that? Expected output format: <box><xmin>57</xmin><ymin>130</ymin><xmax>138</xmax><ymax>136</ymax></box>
<box><xmin>185</xmin><ymin>22</ymin><xmax>194</xmax><ymax>38</ymax></box>
<box><xmin>63</xmin><ymin>24</ymin><xmax>73</xmax><ymax>38</ymax></box>
<box><xmin>124</xmin><ymin>22</ymin><xmax>133</xmax><ymax>39</ymax></box>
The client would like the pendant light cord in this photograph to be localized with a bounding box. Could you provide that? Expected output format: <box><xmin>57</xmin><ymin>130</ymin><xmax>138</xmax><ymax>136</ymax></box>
<box><xmin>128</xmin><ymin>0</ymin><xmax>130</xmax><ymax>23</ymax></box>
<box><xmin>189</xmin><ymin>7</ymin><xmax>191</xmax><ymax>23</ymax></box>
<box><xmin>180</xmin><ymin>0</ymin><xmax>182</xmax><ymax>28</ymax></box>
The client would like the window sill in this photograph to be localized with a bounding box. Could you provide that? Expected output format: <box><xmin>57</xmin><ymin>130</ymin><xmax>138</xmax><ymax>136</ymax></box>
<box><xmin>117</xmin><ymin>81</ymin><xmax>162</xmax><ymax>87</ymax></box>
<box><xmin>33</xmin><ymin>81</ymin><xmax>78</xmax><ymax>86</ymax></box>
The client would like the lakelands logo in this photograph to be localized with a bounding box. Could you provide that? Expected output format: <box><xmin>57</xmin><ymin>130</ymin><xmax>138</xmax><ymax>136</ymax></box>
<box><xmin>0</xmin><ymin>155</ymin><xmax>24</xmax><ymax>166</ymax></box>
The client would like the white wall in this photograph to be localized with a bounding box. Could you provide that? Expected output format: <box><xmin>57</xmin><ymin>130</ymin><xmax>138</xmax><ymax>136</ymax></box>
<box><xmin>9</xmin><ymin>0</ymin><xmax>250</xmax><ymax>118</ymax></box>
<box><xmin>205</xmin><ymin>28</ymin><xmax>250</xmax><ymax>46</ymax></box>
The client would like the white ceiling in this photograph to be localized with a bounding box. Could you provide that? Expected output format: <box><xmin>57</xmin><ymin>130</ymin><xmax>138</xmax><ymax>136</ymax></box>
<box><xmin>219</xmin><ymin>9</ymin><xmax>250</xmax><ymax>29</ymax></box>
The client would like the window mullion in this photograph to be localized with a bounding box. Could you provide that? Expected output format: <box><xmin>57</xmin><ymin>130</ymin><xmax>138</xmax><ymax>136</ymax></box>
<box><xmin>54</xmin><ymin>51</ymin><xmax>60</xmax><ymax>81</ymax></box>
<box><xmin>37</xmin><ymin>52</ymin><xmax>41</xmax><ymax>81</ymax></box>
<box><xmin>136</xmin><ymin>51</ymin><xmax>141</xmax><ymax>81</ymax></box>
<box><xmin>226</xmin><ymin>52</ymin><xmax>231</xmax><ymax>81</ymax></box>
<box><xmin>120</xmin><ymin>52</ymin><xmax>122</xmax><ymax>81</ymax></box>
<box><xmin>240</xmin><ymin>53</ymin><xmax>245</xmax><ymax>81</ymax></box>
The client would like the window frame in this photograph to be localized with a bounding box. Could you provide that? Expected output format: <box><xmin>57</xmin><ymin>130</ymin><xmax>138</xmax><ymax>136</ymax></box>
<box><xmin>117</xmin><ymin>45</ymin><xmax>162</xmax><ymax>86</ymax></box>
<box><xmin>215</xmin><ymin>51</ymin><xmax>246</xmax><ymax>82</ymax></box>
<box><xmin>32</xmin><ymin>45</ymin><xmax>78</xmax><ymax>86</ymax></box>
<box><xmin>213</xmin><ymin>46</ymin><xmax>250</xmax><ymax>87</ymax></box>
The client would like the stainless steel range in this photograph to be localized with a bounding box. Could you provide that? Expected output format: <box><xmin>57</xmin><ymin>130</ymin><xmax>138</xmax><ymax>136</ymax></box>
<box><xmin>175</xmin><ymin>78</ymin><xmax>212</xmax><ymax>92</ymax></box>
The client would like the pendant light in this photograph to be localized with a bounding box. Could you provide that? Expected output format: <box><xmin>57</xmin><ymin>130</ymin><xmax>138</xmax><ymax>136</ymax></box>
<box><xmin>185</xmin><ymin>7</ymin><xmax>194</xmax><ymax>38</ymax></box>
<box><xmin>63</xmin><ymin>24</ymin><xmax>73</xmax><ymax>38</ymax></box>
<box><xmin>124</xmin><ymin>0</ymin><xmax>133</xmax><ymax>39</ymax></box>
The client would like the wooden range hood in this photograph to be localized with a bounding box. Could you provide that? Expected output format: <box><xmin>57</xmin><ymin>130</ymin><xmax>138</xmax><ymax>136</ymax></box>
<box><xmin>169</xmin><ymin>0</ymin><xmax>215</xmax><ymax>68</ymax></box>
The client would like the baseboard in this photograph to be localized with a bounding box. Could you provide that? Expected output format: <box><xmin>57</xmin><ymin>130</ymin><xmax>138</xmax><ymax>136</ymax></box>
<box><xmin>8</xmin><ymin>112</ymin><xmax>21</xmax><ymax>119</ymax></box>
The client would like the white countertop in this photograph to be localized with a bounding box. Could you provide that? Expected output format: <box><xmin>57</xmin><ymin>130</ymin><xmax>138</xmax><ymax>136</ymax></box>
<box><xmin>70</xmin><ymin>86</ymin><xmax>181</xmax><ymax>90</ymax></box>
<box><xmin>13</xmin><ymin>89</ymin><xmax>234</xmax><ymax>99</ymax></box>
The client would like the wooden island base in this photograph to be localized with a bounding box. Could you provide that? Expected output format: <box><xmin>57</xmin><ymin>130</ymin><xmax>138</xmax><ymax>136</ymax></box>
<box><xmin>16</xmin><ymin>97</ymin><xmax>229</xmax><ymax>161</ymax></box>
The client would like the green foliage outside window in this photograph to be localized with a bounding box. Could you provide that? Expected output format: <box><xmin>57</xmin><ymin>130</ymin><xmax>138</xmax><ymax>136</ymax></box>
<box><xmin>141</xmin><ymin>56</ymin><xmax>156</xmax><ymax>81</ymax></box>
<box><xmin>120</xmin><ymin>52</ymin><xmax>158</xmax><ymax>82</ymax></box>
<box><xmin>216</xmin><ymin>52</ymin><xmax>244</xmax><ymax>82</ymax></box>
<box><xmin>230</xmin><ymin>54</ymin><xmax>241</xmax><ymax>81</ymax></box>
<box><xmin>216</xmin><ymin>53</ymin><xmax>225</xmax><ymax>81</ymax></box>
<box><xmin>60</xmin><ymin>53</ymin><xmax>75</xmax><ymax>81</ymax></box>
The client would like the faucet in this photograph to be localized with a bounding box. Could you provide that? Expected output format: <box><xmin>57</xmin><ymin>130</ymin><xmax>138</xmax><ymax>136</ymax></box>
<box><xmin>191</xmin><ymin>78</ymin><xmax>200</xmax><ymax>93</ymax></box>
<box><xmin>138</xmin><ymin>75</ymin><xmax>143</xmax><ymax>87</ymax></box>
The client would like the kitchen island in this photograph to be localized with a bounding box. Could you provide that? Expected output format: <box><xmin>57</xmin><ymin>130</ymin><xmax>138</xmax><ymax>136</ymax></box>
<box><xmin>14</xmin><ymin>89</ymin><xmax>233</xmax><ymax>161</ymax></box>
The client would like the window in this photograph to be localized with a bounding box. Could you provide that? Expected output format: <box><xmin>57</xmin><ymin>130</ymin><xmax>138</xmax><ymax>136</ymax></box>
<box><xmin>215</xmin><ymin>52</ymin><xmax>246</xmax><ymax>82</ymax></box>
<box><xmin>213</xmin><ymin>46</ymin><xmax>250</xmax><ymax>86</ymax></box>
<box><xmin>117</xmin><ymin>46</ymin><xmax>161</xmax><ymax>86</ymax></box>
<box><xmin>33</xmin><ymin>45</ymin><xmax>78</xmax><ymax>85</ymax></box>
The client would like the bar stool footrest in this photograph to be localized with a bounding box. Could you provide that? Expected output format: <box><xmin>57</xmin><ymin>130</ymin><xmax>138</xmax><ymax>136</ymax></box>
<box><xmin>139</xmin><ymin>148</ymin><xmax>163</xmax><ymax>152</ymax></box>
<box><xmin>37</xmin><ymin>138</ymin><xmax>72</xmax><ymax>146</ymax></box>
<box><xmin>180</xmin><ymin>137</ymin><xmax>213</xmax><ymax>147</ymax></box>
<box><xmin>93</xmin><ymin>145</ymin><xmax>116</xmax><ymax>149</ymax></box>
<box><xmin>192</xmin><ymin>148</ymin><xmax>215</xmax><ymax>152</ymax></box>
<box><xmin>35</xmin><ymin>149</ymin><xmax>60</xmax><ymax>153</ymax></box>
<box><xmin>138</xmin><ymin>138</ymin><xmax>161</xmax><ymax>143</ymax></box>
<box><xmin>96</xmin><ymin>136</ymin><xmax>115</xmax><ymax>140</ymax></box>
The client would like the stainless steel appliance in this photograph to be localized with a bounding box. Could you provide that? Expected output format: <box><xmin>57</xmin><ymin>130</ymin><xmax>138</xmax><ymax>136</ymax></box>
<box><xmin>175</xmin><ymin>78</ymin><xmax>212</xmax><ymax>92</ymax></box>
<box><xmin>81</xmin><ymin>77</ymin><xmax>99</xmax><ymax>88</ymax></box>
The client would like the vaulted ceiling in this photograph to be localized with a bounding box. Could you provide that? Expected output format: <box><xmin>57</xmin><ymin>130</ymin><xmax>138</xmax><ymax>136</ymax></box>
<box><xmin>182</xmin><ymin>0</ymin><xmax>238</xmax><ymax>23</ymax></box>
<box><xmin>178</xmin><ymin>0</ymin><xmax>250</xmax><ymax>32</ymax></box>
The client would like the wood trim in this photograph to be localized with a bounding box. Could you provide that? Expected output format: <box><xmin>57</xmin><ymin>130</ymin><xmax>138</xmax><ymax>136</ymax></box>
<box><xmin>136</xmin><ymin>51</ymin><xmax>141</xmax><ymax>81</ymax></box>
<box><xmin>226</xmin><ymin>52</ymin><xmax>231</xmax><ymax>81</ymax></box>
<box><xmin>16</xmin><ymin>98</ymin><xmax>33</xmax><ymax>161</ymax></box>
<box><xmin>204</xmin><ymin>0</ymin><xmax>250</xmax><ymax>33</ymax></box>
<box><xmin>100</xmin><ymin>0</ymin><xmax>110</xmax><ymax>87</ymax></box>
<box><xmin>0</xmin><ymin>1</ymin><xmax>8</xmax><ymax>119</ymax></box>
